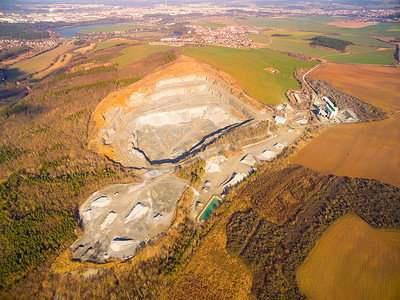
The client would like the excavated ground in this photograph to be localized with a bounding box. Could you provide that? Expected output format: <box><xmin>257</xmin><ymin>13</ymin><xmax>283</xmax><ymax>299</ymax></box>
<box><xmin>88</xmin><ymin>56</ymin><xmax>260</xmax><ymax>168</ymax></box>
<box><xmin>71</xmin><ymin>174</ymin><xmax>187</xmax><ymax>261</ymax></box>
<box><xmin>74</xmin><ymin>56</ymin><xmax>287</xmax><ymax>262</ymax></box>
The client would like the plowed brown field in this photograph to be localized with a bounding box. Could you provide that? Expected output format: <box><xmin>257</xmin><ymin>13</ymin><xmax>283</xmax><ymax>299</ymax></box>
<box><xmin>292</xmin><ymin>113</ymin><xmax>400</xmax><ymax>188</ymax></box>
<box><xmin>297</xmin><ymin>214</ymin><xmax>400</xmax><ymax>300</ymax></box>
<box><xmin>308</xmin><ymin>62</ymin><xmax>400</xmax><ymax>111</ymax></box>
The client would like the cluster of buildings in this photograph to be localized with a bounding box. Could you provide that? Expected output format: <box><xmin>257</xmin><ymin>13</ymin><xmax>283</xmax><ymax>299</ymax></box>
<box><xmin>1</xmin><ymin>3</ymin><xmax>398</xmax><ymax>24</ymax></box>
<box><xmin>318</xmin><ymin>97</ymin><xmax>339</xmax><ymax>119</ymax></box>
<box><xmin>0</xmin><ymin>38</ymin><xmax>58</xmax><ymax>52</ymax></box>
<box><xmin>151</xmin><ymin>25</ymin><xmax>259</xmax><ymax>48</ymax></box>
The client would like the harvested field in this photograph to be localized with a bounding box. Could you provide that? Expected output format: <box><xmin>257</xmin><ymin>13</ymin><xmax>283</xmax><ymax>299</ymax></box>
<box><xmin>297</xmin><ymin>214</ymin><xmax>400</xmax><ymax>300</ymax></box>
<box><xmin>308</xmin><ymin>62</ymin><xmax>400</xmax><ymax>111</ymax></box>
<box><xmin>292</xmin><ymin>113</ymin><xmax>400</xmax><ymax>188</ymax></box>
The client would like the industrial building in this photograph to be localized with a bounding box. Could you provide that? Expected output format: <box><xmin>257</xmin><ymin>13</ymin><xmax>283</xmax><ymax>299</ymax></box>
<box><xmin>319</xmin><ymin>96</ymin><xmax>338</xmax><ymax>119</ymax></box>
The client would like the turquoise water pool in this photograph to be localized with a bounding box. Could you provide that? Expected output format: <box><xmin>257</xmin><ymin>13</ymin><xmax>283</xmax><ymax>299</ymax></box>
<box><xmin>199</xmin><ymin>198</ymin><xmax>221</xmax><ymax>221</ymax></box>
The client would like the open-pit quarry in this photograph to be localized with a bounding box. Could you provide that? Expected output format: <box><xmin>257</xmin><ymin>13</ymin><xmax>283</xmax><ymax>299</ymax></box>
<box><xmin>72</xmin><ymin>56</ymin><xmax>304</xmax><ymax>261</ymax></box>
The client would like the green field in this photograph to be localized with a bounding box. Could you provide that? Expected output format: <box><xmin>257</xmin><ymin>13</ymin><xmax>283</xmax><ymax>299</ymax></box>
<box><xmin>111</xmin><ymin>44</ymin><xmax>172</xmax><ymax>66</ymax></box>
<box><xmin>269</xmin><ymin>38</ymin><xmax>336</xmax><ymax>57</ymax></box>
<box><xmin>8</xmin><ymin>45</ymin><xmax>72</xmax><ymax>78</ymax></box>
<box><xmin>324</xmin><ymin>49</ymin><xmax>397</xmax><ymax>65</ymax></box>
<box><xmin>277</xmin><ymin>32</ymin><xmax>391</xmax><ymax>48</ymax></box>
<box><xmin>94</xmin><ymin>40</ymin><xmax>138</xmax><ymax>52</ymax></box>
<box><xmin>346</xmin><ymin>45</ymin><xmax>379</xmax><ymax>53</ymax></box>
<box><xmin>192</xmin><ymin>23</ymin><xmax>226</xmax><ymax>29</ymax></box>
<box><xmin>184</xmin><ymin>46</ymin><xmax>317</xmax><ymax>104</ymax></box>
<box><xmin>260</xmin><ymin>25</ymin><xmax>395</xmax><ymax>64</ymax></box>
<box><xmin>78</xmin><ymin>24</ymin><xmax>156</xmax><ymax>34</ymax></box>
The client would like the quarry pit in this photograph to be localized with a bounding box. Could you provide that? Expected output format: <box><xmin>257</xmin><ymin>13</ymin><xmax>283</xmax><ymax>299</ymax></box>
<box><xmin>73</xmin><ymin>56</ymin><xmax>302</xmax><ymax>262</ymax></box>
<box><xmin>88</xmin><ymin>56</ymin><xmax>259</xmax><ymax>168</ymax></box>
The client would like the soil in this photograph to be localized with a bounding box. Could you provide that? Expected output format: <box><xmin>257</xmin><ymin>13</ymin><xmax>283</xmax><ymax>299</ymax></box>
<box><xmin>297</xmin><ymin>214</ymin><xmax>400</xmax><ymax>300</ymax></box>
<box><xmin>308</xmin><ymin>62</ymin><xmax>400</xmax><ymax>111</ymax></box>
<box><xmin>292</xmin><ymin>113</ymin><xmax>400</xmax><ymax>188</ymax></box>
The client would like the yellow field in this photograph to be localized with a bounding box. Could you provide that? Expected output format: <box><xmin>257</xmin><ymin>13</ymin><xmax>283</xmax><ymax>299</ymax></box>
<box><xmin>297</xmin><ymin>214</ymin><xmax>400</xmax><ymax>300</ymax></box>
<box><xmin>8</xmin><ymin>45</ymin><xmax>72</xmax><ymax>78</ymax></box>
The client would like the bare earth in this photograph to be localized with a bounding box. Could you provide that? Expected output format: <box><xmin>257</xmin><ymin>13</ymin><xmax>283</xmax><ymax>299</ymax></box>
<box><xmin>309</xmin><ymin>62</ymin><xmax>400</xmax><ymax>111</ymax></box>
<box><xmin>292</xmin><ymin>113</ymin><xmax>400</xmax><ymax>188</ymax></box>
<box><xmin>297</xmin><ymin>214</ymin><xmax>400</xmax><ymax>300</ymax></box>
<box><xmin>327</xmin><ymin>21</ymin><xmax>379</xmax><ymax>28</ymax></box>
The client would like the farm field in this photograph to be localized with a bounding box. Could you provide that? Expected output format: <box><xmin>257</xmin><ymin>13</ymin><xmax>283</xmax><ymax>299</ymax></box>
<box><xmin>292</xmin><ymin>113</ymin><xmax>400</xmax><ymax>188</ymax></box>
<box><xmin>324</xmin><ymin>49</ymin><xmax>397</xmax><ymax>65</ymax></box>
<box><xmin>32</xmin><ymin>52</ymin><xmax>73</xmax><ymax>80</ymax></box>
<box><xmin>7</xmin><ymin>45</ymin><xmax>72</xmax><ymax>78</ymax></box>
<box><xmin>268</xmin><ymin>37</ymin><xmax>337</xmax><ymax>57</ymax></box>
<box><xmin>184</xmin><ymin>46</ymin><xmax>317</xmax><ymax>104</ymax></box>
<box><xmin>78</xmin><ymin>23</ymin><xmax>156</xmax><ymax>34</ymax></box>
<box><xmin>277</xmin><ymin>32</ymin><xmax>391</xmax><ymax>48</ymax></box>
<box><xmin>308</xmin><ymin>62</ymin><xmax>400</xmax><ymax>111</ymax></box>
<box><xmin>111</xmin><ymin>44</ymin><xmax>172</xmax><ymax>66</ymax></box>
<box><xmin>260</xmin><ymin>28</ymin><xmax>394</xmax><ymax>64</ymax></box>
<box><xmin>297</xmin><ymin>214</ymin><xmax>400</xmax><ymax>300</ymax></box>
<box><xmin>192</xmin><ymin>23</ymin><xmax>226</xmax><ymax>29</ymax></box>
<box><xmin>236</xmin><ymin>16</ymin><xmax>400</xmax><ymax>38</ymax></box>
<box><xmin>245</xmin><ymin>34</ymin><xmax>271</xmax><ymax>45</ymax></box>
<box><xmin>94</xmin><ymin>39</ymin><xmax>138</xmax><ymax>52</ymax></box>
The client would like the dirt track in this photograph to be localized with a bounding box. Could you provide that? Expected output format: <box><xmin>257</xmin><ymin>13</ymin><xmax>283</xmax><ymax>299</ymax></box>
<box><xmin>292</xmin><ymin>113</ymin><xmax>400</xmax><ymax>188</ymax></box>
<box><xmin>309</xmin><ymin>62</ymin><xmax>400</xmax><ymax>111</ymax></box>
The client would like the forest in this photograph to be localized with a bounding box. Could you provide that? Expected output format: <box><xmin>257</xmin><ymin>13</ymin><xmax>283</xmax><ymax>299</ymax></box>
<box><xmin>310</xmin><ymin>36</ymin><xmax>353</xmax><ymax>51</ymax></box>
<box><xmin>0</xmin><ymin>46</ymin><xmax>31</xmax><ymax>61</ymax></box>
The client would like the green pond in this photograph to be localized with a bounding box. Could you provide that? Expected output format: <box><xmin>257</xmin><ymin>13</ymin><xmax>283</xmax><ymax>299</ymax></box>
<box><xmin>199</xmin><ymin>198</ymin><xmax>221</xmax><ymax>221</ymax></box>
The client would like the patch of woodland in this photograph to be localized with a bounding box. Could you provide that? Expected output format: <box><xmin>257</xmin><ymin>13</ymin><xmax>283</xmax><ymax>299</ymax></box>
<box><xmin>225</xmin><ymin>164</ymin><xmax>400</xmax><ymax>299</ymax></box>
<box><xmin>282</xmin><ymin>51</ymin><xmax>312</xmax><ymax>60</ymax></box>
<box><xmin>309</xmin><ymin>36</ymin><xmax>353</xmax><ymax>52</ymax></box>
<box><xmin>175</xmin><ymin>159</ymin><xmax>206</xmax><ymax>189</ymax></box>
<box><xmin>6</xmin><ymin>215</ymin><xmax>200</xmax><ymax>300</ymax></box>
<box><xmin>307</xmin><ymin>77</ymin><xmax>391</xmax><ymax>122</ymax></box>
